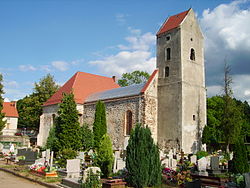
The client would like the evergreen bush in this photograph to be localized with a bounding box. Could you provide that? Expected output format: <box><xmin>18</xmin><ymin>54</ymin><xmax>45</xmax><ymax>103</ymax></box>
<box><xmin>232</xmin><ymin>139</ymin><xmax>249</xmax><ymax>174</ymax></box>
<box><xmin>54</xmin><ymin>92</ymin><xmax>82</xmax><ymax>152</ymax></box>
<box><xmin>81</xmin><ymin>169</ymin><xmax>101</xmax><ymax>188</ymax></box>
<box><xmin>80</xmin><ymin>124</ymin><xmax>93</xmax><ymax>151</ymax></box>
<box><xmin>93</xmin><ymin>101</ymin><xmax>107</xmax><ymax>149</ymax></box>
<box><xmin>126</xmin><ymin>123</ymin><xmax>161</xmax><ymax>188</ymax></box>
<box><xmin>57</xmin><ymin>148</ymin><xmax>77</xmax><ymax>168</ymax></box>
<box><xmin>97</xmin><ymin>134</ymin><xmax>114</xmax><ymax>178</ymax></box>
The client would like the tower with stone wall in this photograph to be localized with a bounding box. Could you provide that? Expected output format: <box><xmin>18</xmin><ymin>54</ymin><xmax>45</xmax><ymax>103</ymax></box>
<box><xmin>157</xmin><ymin>9</ymin><xmax>206</xmax><ymax>153</ymax></box>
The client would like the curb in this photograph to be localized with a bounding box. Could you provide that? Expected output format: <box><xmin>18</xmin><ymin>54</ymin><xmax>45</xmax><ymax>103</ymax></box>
<box><xmin>0</xmin><ymin>167</ymin><xmax>62</xmax><ymax>188</ymax></box>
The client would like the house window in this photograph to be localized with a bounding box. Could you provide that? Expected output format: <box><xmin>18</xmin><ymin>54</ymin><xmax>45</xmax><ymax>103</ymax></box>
<box><xmin>165</xmin><ymin>48</ymin><xmax>171</xmax><ymax>61</ymax></box>
<box><xmin>165</xmin><ymin>66</ymin><xmax>169</xmax><ymax>77</ymax></box>
<box><xmin>193</xmin><ymin>115</ymin><xmax>196</xmax><ymax>121</ymax></box>
<box><xmin>125</xmin><ymin>110</ymin><xmax>133</xmax><ymax>135</ymax></box>
<box><xmin>190</xmin><ymin>48</ymin><xmax>195</xmax><ymax>61</ymax></box>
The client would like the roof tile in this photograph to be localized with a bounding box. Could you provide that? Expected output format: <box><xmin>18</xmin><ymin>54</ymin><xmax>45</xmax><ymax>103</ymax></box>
<box><xmin>2</xmin><ymin>102</ymin><xmax>19</xmax><ymax>118</ymax></box>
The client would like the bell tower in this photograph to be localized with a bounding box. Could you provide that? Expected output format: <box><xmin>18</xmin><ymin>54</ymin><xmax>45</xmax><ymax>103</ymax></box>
<box><xmin>156</xmin><ymin>9</ymin><xmax>206</xmax><ymax>153</ymax></box>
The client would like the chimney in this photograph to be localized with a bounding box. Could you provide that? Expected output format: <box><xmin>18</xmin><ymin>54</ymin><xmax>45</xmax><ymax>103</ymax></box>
<box><xmin>11</xmin><ymin>101</ymin><xmax>16</xmax><ymax>108</ymax></box>
<box><xmin>112</xmin><ymin>76</ymin><xmax>117</xmax><ymax>83</ymax></box>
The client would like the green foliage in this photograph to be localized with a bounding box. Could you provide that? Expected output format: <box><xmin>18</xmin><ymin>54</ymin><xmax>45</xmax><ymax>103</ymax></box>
<box><xmin>96</xmin><ymin>134</ymin><xmax>114</xmax><ymax>178</ymax></box>
<box><xmin>45</xmin><ymin>125</ymin><xmax>57</xmax><ymax>150</ymax></box>
<box><xmin>81</xmin><ymin>169</ymin><xmax>101</xmax><ymax>188</ymax></box>
<box><xmin>54</xmin><ymin>92</ymin><xmax>82</xmax><ymax>152</ymax></box>
<box><xmin>0</xmin><ymin>74</ymin><xmax>6</xmax><ymax>133</ymax></box>
<box><xmin>126</xmin><ymin>123</ymin><xmax>161</xmax><ymax>188</ymax></box>
<box><xmin>17</xmin><ymin>74</ymin><xmax>59</xmax><ymax>129</ymax></box>
<box><xmin>118</xmin><ymin>70</ymin><xmax>150</xmax><ymax>87</ymax></box>
<box><xmin>57</xmin><ymin>148</ymin><xmax>77</xmax><ymax>168</ymax></box>
<box><xmin>232</xmin><ymin>139</ymin><xmax>249</xmax><ymax>174</ymax></box>
<box><xmin>80</xmin><ymin>124</ymin><xmax>93</xmax><ymax>151</ymax></box>
<box><xmin>93</xmin><ymin>101</ymin><xmax>107</xmax><ymax>149</ymax></box>
<box><xmin>195</xmin><ymin>151</ymin><xmax>208</xmax><ymax>160</ymax></box>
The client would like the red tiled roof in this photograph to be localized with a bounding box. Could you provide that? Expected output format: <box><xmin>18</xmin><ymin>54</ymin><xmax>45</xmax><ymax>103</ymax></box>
<box><xmin>141</xmin><ymin>69</ymin><xmax>158</xmax><ymax>93</ymax></box>
<box><xmin>157</xmin><ymin>9</ymin><xmax>190</xmax><ymax>36</ymax></box>
<box><xmin>2</xmin><ymin>102</ymin><xmax>19</xmax><ymax>118</ymax></box>
<box><xmin>43</xmin><ymin>72</ymin><xmax>120</xmax><ymax>106</ymax></box>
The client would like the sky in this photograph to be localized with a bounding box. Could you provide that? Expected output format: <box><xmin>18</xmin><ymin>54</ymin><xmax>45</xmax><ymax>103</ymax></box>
<box><xmin>1</xmin><ymin>0</ymin><xmax>250</xmax><ymax>103</ymax></box>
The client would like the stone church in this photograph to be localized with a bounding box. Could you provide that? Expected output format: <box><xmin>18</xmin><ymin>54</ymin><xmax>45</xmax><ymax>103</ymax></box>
<box><xmin>37</xmin><ymin>8</ymin><xmax>206</xmax><ymax>154</ymax></box>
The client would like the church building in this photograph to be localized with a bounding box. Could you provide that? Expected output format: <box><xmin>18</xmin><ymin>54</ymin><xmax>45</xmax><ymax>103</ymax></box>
<box><xmin>37</xmin><ymin>8</ymin><xmax>206</xmax><ymax>154</ymax></box>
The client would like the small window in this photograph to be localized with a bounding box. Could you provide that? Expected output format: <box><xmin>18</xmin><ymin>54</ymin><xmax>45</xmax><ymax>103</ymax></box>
<box><xmin>190</xmin><ymin>48</ymin><xmax>195</xmax><ymax>61</ymax></box>
<box><xmin>165</xmin><ymin>66</ymin><xmax>169</xmax><ymax>77</ymax></box>
<box><xmin>190</xmin><ymin>38</ymin><xmax>193</xmax><ymax>41</ymax></box>
<box><xmin>166</xmin><ymin>35</ymin><xmax>171</xmax><ymax>41</ymax></box>
<box><xmin>165</xmin><ymin>48</ymin><xmax>171</xmax><ymax>61</ymax></box>
<box><xmin>193</xmin><ymin>115</ymin><xmax>196</xmax><ymax>121</ymax></box>
<box><xmin>125</xmin><ymin>110</ymin><xmax>133</xmax><ymax>135</ymax></box>
<box><xmin>52</xmin><ymin>114</ymin><xmax>56</xmax><ymax>125</ymax></box>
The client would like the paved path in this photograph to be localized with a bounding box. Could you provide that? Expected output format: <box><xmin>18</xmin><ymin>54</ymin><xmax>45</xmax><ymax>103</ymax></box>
<box><xmin>0</xmin><ymin>170</ymin><xmax>47</xmax><ymax>188</ymax></box>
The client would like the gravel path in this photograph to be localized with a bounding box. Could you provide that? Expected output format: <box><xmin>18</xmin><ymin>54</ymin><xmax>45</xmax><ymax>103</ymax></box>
<box><xmin>0</xmin><ymin>170</ymin><xmax>47</xmax><ymax>188</ymax></box>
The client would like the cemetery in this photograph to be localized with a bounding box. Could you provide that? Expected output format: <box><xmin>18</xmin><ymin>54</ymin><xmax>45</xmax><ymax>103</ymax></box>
<box><xmin>0</xmin><ymin>7</ymin><xmax>250</xmax><ymax>188</ymax></box>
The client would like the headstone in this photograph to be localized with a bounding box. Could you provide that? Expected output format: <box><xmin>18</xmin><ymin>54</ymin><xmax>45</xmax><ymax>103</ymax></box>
<box><xmin>66</xmin><ymin>159</ymin><xmax>81</xmax><ymax>178</ymax></box>
<box><xmin>244</xmin><ymin>173</ymin><xmax>250</xmax><ymax>188</ymax></box>
<box><xmin>124</xmin><ymin>136</ymin><xmax>129</xmax><ymax>150</ymax></box>
<box><xmin>172</xmin><ymin>159</ymin><xmax>177</xmax><ymax>170</ymax></box>
<box><xmin>35</xmin><ymin>158</ymin><xmax>45</xmax><ymax>165</ymax></box>
<box><xmin>210</xmin><ymin>156</ymin><xmax>219</xmax><ymax>170</ymax></box>
<box><xmin>0</xmin><ymin>143</ymin><xmax>3</xmax><ymax>151</ymax></box>
<box><xmin>197</xmin><ymin>157</ymin><xmax>207</xmax><ymax>171</ymax></box>
<box><xmin>190</xmin><ymin>155</ymin><xmax>197</xmax><ymax>164</ymax></box>
<box><xmin>50</xmin><ymin>151</ymin><xmax>54</xmax><ymax>168</ymax></box>
<box><xmin>82</xmin><ymin>167</ymin><xmax>101</xmax><ymax>182</ymax></box>
<box><xmin>45</xmin><ymin>149</ymin><xmax>50</xmax><ymax>161</ymax></box>
<box><xmin>17</xmin><ymin>148</ymin><xmax>38</xmax><ymax>164</ymax></box>
<box><xmin>176</xmin><ymin>154</ymin><xmax>181</xmax><ymax>161</ymax></box>
<box><xmin>230</xmin><ymin>152</ymin><xmax>233</xmax><ymax>160</ymax></box>
<box><xmin>42</xmin><ymin>151</ymin><xmax>46</xmax><ymax>158</ymax></box>
<box><xmin>161</xmin><ymin>158</ymin><xmax>169</xmax><ymax>167</ymax></box>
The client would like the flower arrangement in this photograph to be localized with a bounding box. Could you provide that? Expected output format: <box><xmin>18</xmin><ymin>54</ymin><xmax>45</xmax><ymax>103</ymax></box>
<box><xmin>30</xmin><ymin>162</ymin><xmax>58</xmax><ymax>177</ymax></box>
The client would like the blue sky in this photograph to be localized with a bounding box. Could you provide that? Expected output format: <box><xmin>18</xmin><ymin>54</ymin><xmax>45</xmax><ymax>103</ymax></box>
<box><xmin>1</xmin><ymin>0</ymin><xmax>250</xmax><ymax>103</ymax></box>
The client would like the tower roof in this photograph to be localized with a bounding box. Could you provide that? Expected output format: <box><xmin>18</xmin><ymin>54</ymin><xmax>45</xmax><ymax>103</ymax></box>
<box><xmin>157</xmin><ymin>9</ymin><xmax>190</xmax><ymax>36</ymax></box>
<box><xmin>2</xmin><ymin>102</ymin><xmax>19</xmax><ymax>118</ymax></box>
<box><xmin>43</xmin><ymin>72</ymin><xmax>120</xmax><ymax>106</ymax></box>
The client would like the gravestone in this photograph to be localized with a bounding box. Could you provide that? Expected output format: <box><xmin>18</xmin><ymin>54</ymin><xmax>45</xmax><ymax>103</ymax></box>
<box><xmin>244</xmin><ymin>173</ymin><xmax>250</xmax><ymax>188</ymax></box>
<box><xmin>66</xmin><ymin>159</ymin><xmax>81</xmax><ymax>178</ymax></box>
<box><xmin>35</xmin><ymin>158</ymin><xmax>45</xmax><ymax>165</ymax></box>
<box><xmin>0</xmin><ymin>143</ymin><xmax>3</xmax><ymax>151</ymax></box>
<box><xmin>17</xmin><ymin>148</ymin><xmax>38</xmax><ymax>164</ymax></box>
<box><xmin>45</xmin><ymin>149</ymin><xmax>50</xmax><ymax>161</ymax></box>
<box><xmin>198</xmin><ymin>157</ymin><xmax>207</xmax><ymax>171</ymax></box>
<box><xmin>82</xmin><ymin>167</ymin><xmax>101</xmax><ymax>182</ymax></box>
<box><xmin>190</xmin><ymin>155</ymin><xmax>197</xmax><ymax>164</ymax></box>
<box><xmin>42</xmin><ymin>151</ymin><xmax>46</xmax><ymax>158</ymax></box>
<box><xmin>172</xmin><ymin>159</ymin><xmax>177</xmax><ymax>170</ymax></box>
<box><xmin>210</xmin><ymin>156</ymin><xmax>219</xmax><ymax>170</ymax></box>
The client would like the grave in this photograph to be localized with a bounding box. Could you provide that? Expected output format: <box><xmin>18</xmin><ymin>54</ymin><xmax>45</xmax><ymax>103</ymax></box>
<box><xmin>197</xmin><ymin>157</ymin><xmax>208</xmax><ymax>176</ymax></box>
<box><xmin>17</xmin><ymin>148</ymin><xmax>38</xmax><ymax>164</ymax></box>
<box><xmin>66</xmin><ymin>159</ymin><xmax>81</xmax><ymax>178</ymax></box>
<box><xmin>190</xmin><ymin>155</ymin><xmax>197</xmax><ymax>164</ymax></box>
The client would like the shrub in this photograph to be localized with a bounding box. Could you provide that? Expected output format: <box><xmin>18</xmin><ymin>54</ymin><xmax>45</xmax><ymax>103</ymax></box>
<box><xmin>81</xmin><ymin>169</ymin><xmax>101</xmax><ymax>188</ymax></box>
<box><xmin>97</xmin><ymin>134</ymin><xmax>114</xmax><ymax>178</ymax></box>
<box><xmin>126</xmin><ymin>123</ymin><xmax>161</xmax><ymax>188</ymax></box>
<box><xmin>196</xmin><ymin>151</ymin><xmax>208</xmax><ymax>160</ymax></box>
<box><xmin>56</xmin><ymin>148</ymin><xmax>77</xmax><ymax>168</ymax></box>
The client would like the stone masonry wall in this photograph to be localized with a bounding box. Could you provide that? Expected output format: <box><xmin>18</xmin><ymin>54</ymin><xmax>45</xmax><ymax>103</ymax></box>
<box><xmin>83</xmin><ymin>96</ymin><xmax>144</xmax><ymax>150</ymax></box>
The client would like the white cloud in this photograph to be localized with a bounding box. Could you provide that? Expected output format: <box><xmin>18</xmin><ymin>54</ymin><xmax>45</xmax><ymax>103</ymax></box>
<box><xmin>19</xmin><ymin>65</ymin><xmax>37</xmax><ymax>71</ymax></box>
<box><xmin>200</xmin><ymin>0</ymin><xmax>250</xmax><ymax>103</ymax></box>
<box><xmin>89</xmin><ymin>28</ymin><xmax>156</xmax><ymax>76</ymax></box>
<box><xmin>4</xmin><ymin>80</ymin><xmax>18</xmax><ymax>88</ymax></box>
<box><xmin>51</xmin><ymin>61</ymin><xmax>69</xmax><ymax>71</ymax></box>
<box><xmin>4</xmin><ymin>98</ymin><xmax>10</xmax><ymax>102</ymax></box>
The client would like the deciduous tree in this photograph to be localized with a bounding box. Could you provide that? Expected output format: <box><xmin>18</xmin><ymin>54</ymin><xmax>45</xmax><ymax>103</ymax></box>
<box><xmin>118</xmin><ymin>71</ymin><xmax>150</xmax><ymax>87</ymax></box>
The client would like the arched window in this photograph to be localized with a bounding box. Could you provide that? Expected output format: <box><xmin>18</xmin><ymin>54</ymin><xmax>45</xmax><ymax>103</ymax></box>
<box><xmin>125</xmin><ymin>110</ymin><xmax>133</xmax><ymax>135</ymax></box>
<box><xmin>52</xmin><ymin>114</ymin><xmax>56</xmax><ymax>125</ymax></box>
<box><xmin>165</xmin><ymin>48</ymin><xmax>171</xmax><ymax>61</ymax></box>
<box><xmin>165</xmin><ymin>66</ymin><xmax>169</xmax><ymax>77</ymax></box>
<box><xmin>190</xmin><ymin>48</ymin><xmax>195</xmax><ymax>61</ymax></box>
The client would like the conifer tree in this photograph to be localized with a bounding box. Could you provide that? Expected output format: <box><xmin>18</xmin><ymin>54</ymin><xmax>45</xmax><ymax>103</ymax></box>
<box><xmin>232</xmin><ymin>138</ymin><xmax>249</xmax><ymax>174</ymax></box>
<box><xmin>93</xmin><ymin>101</ymin><xmax>107</xmax><ymax>149</ymax></box>
<box><xmin>97</xmin><ymin>134</ymin><xmax>114</xmax><ymax>178</ymax></box>
<box><xmin>80</xmin><ymin>124</ymin><xmax>93</xmax><ymax>151</ymax></box>
<box><xmin>126</xmin><ymin>123</ymin><xmax>161</xmax><ymax>188</ymax></box>
<box><xmin>45</xmin><ymin>125</ymin><xmax>57</xmax><ymax>150</ymax></box>
<box><xmin>0</xmin><ymin>74</ymin><xmax>6</xmax><ymax>133</ymax></box>
<box><xmin>54</xmin><ymin>92</ymin><xmax>81</xmax><ymax>152</ymax></box>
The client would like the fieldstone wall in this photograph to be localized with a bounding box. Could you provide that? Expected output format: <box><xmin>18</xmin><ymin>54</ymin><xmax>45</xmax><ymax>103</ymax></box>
<box><xmin>83</xmin><ymin>96</ymin><xmax>144</xmax><ymax>150</ymax></box>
